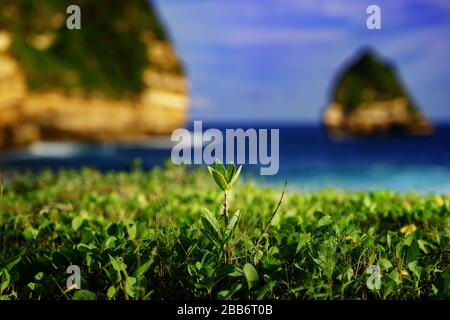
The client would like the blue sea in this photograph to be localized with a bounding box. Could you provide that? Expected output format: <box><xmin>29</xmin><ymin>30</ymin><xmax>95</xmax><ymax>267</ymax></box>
<box><xmin>1</xmin><ymin>123</ymin><xmax>450</xmax><ymax>194</ymax></box>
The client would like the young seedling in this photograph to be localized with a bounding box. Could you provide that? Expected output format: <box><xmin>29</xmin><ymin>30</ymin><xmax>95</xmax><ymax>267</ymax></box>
<box><xmin>203</xmin><ymin>160</ymin><xmax>287</xmax><ymax>265</ymax></box>
<box><xmin>202</xmin><ymin>159</ymin><xmax>242</xmax><ymax>264</ymax></box>
<box><xmin>207</xmin><ymin>159</ymin><xmax>242</xmax><ymax>224</ymax></box>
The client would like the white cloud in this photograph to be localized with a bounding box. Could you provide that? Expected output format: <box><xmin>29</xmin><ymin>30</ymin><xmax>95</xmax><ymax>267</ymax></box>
<box><xmin>190</xmin><ymin>94</ymin><xmax>211</xmax><ymax>110</ymax></box>
<box><xmin>205</xmin><ymin>26</ymin><xmax>348</xmax><ymax>46</ymax></box>
<box><xmin>280</xmin><ymin>0</ymin><xmax>364</xmax><ymax>19</ymax></box>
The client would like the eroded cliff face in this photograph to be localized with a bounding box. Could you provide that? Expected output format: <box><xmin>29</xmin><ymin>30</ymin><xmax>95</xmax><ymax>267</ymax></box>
<box><xmin>0</xmin><ymin>1</ymin><xmax>188</xmax><ymax>149</ymax></box>
<box><xmin>324</xmin><ymin>98</ymin><xmax>432</xmax><ymax>136</ymax></box>
<box><xmin>323</xmin><ymin>49</ymin><xmax>432</xmax><ymax>137</ymax></box>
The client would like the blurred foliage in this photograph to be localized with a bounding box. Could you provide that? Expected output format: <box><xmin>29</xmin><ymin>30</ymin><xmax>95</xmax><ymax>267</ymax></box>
<box><xmin>0</xmin><ymin>163</ymin><xmax>449</xmax><ymax>300</ymax></box>
<box><xmin>333</xmin><ymin>49</ymin><xmax>419</xmax><ymax>114</ymax></box>
<box><xmin>0</xmin><ymin>0</ymin><xmax>179</xmax><ymax>98</ymax></box>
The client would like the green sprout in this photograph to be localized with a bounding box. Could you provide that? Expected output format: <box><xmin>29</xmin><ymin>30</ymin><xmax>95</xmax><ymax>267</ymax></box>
<box><xmin>207</xmin><ymin>159</ymin><xmax>242</xmax><ymax>224</ymax></box>
<box><xmin>202</xmin><ymin>159</ymin><xmax>242</xmax><ymax>264</ymax></box>
<box><xmin>203</xmin><ymin>159</ymin><xmax>287</xmax><ymax>265</ymax></box>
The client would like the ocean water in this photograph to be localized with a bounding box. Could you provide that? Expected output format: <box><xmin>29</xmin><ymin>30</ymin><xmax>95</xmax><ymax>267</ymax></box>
<box><xmin>1</xmin><ymin>123</ymin><xmax>450</xmax><ymax>193</ymax></box>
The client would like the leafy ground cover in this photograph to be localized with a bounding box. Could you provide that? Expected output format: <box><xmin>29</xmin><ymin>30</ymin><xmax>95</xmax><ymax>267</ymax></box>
<box><xmin>0</xmin><ymin>163</ymin><xmax>449</xmax><ymax>300</ymax></box>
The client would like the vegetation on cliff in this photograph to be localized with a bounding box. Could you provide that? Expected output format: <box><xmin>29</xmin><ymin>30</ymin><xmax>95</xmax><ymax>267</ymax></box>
<box><xmin>0</xmin><ymin>0</ymin><xmax>182</xmax><ymax>98</ymax></box>
<box><xmin>324</xmin><ymin>48</ymin><xmax>432</xmax><ymax>136</ymax></box>
<box><xmin>333</xmin><ymin>49</ymin><xmax>417</xmax><ymax>113</ymax></box>
<box><xmin>0</xmin><ymin>0</ymin><xmax>188</xmax><ymax>149</ymax></box>
<box><xmin>0</xmin><ymin>164</ymin><xmax>449</xmax><ymax>299</ymax></box>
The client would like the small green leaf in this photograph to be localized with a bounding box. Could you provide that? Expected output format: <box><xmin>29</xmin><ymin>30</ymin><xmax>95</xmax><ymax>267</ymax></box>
<box><xmin>72</xmin><ymin>290</ymin><xmax>97</xmax><ymax>300</ymax></box>
<box><xmin>378</xmin><ymin>258</ymin><xmax>393</xmax><ymax>271</ymax></box>
<box><xmin>217</xmin><ymin>283</ymin><xmax>242</xmax><ymax>300</ymax></box>
<box><xmin>317</xmin><ymin>215</ymin><xmax>332</xmax><ymax>228</ymax></box>
<box><xmin>407</xmin><ymin>261</ymin><xmax>424</xmax><ymax>279</ymax></box>
<box><xmin>256</xmin><ymin>281</ymin><xmax>275</xmax><ymax>300</ymax></box>
<box><xmin>201</xmin><ymin>209</ymin><xmax>223</xmax><ymax>246</ymax></box>
<box><xmin>5</xmin><ymin>257</ymin><xmax>21</xmax><ymax>271</ymax></box>
<box><xmin>406</xmin><ymin>242</ymin><xmax>419</xmax><ymax>264</ymax></box>
<box><xmin>214</xmin><ymin>159</ymin><xmax>227</xmax><ymax>179</ymax></box>
<box><xmin>417</xmin><ymin>240</ymin><xmax>429</xmax><ymax>254</ymax></box>
<box><xmin>243</xmin><ymin>263</ymin><xmax>259</xmax><ymax>289</ymax></box>
<box><xmin>253</xmin><ymin>249</ymin><xmax>263</xmax><ymax>265</ymax></box>
<box><xmin>125</xmin><ymin>276</ymin><xmax>136</xmax><ymax>298</ymax></box>
<box><xmin>71</xmin><ymin>217</ymin><xmax>84</xmax><ymax>231</ymax></box>
<box><xmin>296</xmin><ymin>233</ymin><xmax>311</xmax><ymax>254</ymax></box>
<box><xmin>226</xmin><ymin>162</ymin><xmax>236</xmax><ymax>183</ymax></box>
<box><xmin>346</xmin><ymin>268</ymin><xmax>354</xmax><ymax>281</ymax></box>
<box><xmin>227</xmin><ymin>165</ymin><xmax>242</xmax><ymax>188</ymax></box>
<box><xmin>34</xmin><ymin>272</ymin><xmax>44</xmax><ymax>281</ymax></box>
<box><xmin>0</xmin><ymin>269</ymin><xmax>10</xmax><ymax>294</ymax></box>
<box><xmin>386</xmin><ymin>233</ymin><xmax>392</xmax><ymax>249</ymax></box>
<box><xmin>208</xmin><ymin>167</ymin><xmax>228</xmax><ymax>190</ymax></box>
<box><xmin>77</xmin><ymin>243</ymin><xmax>97</xmax><ymax>252</ymax></box>
<box><xmin>105</xmin><ymin>236</ymin><xmax>117</xmax><ymax>249</ymax></box>
<box><xmin>109</xmin><ymin>255</ymin><xmax>127</xmax><ymax>272</ymax></box>
<box><xmin>126</xmin><ymin>223</ymin><xmax>137</xmax><ymax>240</ymax></box>
<box><xmin>268</xmin><ymin>246</ymin><xmax>279</xmax><ymax>256</ymax></box>
<box><xmin>225</xmin><ymin>210</ymin><xmax>240</xmax><ymax>241</ymax></box>
<box><xmin>228</xmin><ymin>267</ymin><xmax>244</xmax><ymax>277</ymax></box>
<box><xmin>107</xmin><ymin>286</ymin><xmax>116</xmax><ymax>299</ymax></box>
<box><xmin>23</xmin><ymin>226</ymin><xmax>38</xmax><ymax>241</ymax></box>
<box><xmin>388</xmin><ymin>270</ymin><xmax>402</xmax><ymax>285</ymax></box>
<box><xmin>27</xmin><ymin>282</ymin><xmax>36</xmax><ymax>291</ymax></box>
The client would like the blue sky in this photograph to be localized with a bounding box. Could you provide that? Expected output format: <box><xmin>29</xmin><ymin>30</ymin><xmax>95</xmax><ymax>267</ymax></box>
<box><xmin>154</xmin><ymin>0</ymin><xmax>450</xmax><ymax>123</ymax></box>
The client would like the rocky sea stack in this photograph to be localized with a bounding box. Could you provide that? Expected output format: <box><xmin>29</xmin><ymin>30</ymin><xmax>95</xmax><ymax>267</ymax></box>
<box><xmin>0</xmin><ymin>0</ymin><xmax>188</xmax><ymax>149</ymax></box>
<box><xmin>323</xmin><ymin>49</ymin><xmax>433</xmax><ymax>137</ymax></box>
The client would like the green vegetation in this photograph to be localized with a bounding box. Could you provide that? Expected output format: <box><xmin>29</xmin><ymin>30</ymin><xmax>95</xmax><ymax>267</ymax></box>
<box><xmin>333</xmin><ymin>49</ymin><xmax>418</xmax><ymax>113</ymax></box>
<box><xmin>203</xmin><ymin>160</ymin><xmax>243</xmax><ymax>264</ymax></box>
<box><xmin>0</xmin><ymin>163</ymin><xmax>449</xmax><ymax>300</ymax></box>
<box><xmin>0</xmin><ymin>0</ymin><xmax>178</xmax><ymax>98</ymax></box>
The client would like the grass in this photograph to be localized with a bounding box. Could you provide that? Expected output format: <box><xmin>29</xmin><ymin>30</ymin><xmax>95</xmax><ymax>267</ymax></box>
<box><xmin>0</xmin><ymin>163</ymin><xmax>449</xmax><ymax>300</ymax></box>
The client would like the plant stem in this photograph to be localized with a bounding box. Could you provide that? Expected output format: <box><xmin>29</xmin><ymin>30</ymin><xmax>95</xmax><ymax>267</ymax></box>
<box><xmin>121</xmin><ymin>274</ymin><xmax>129</xmax><ymax>300</ymax></box>
<box><xmin>256</xmin><ymin>180</ymin><xmax>287</xmax><ymax>245</ymax></box>
<box><xmin>223</xmin><ymin>190</ymin><xmax>228</xmax><ymax>225</ymax></box>
<box><xmin>224</xmin><ymin>244</ymin><xmax>228</xmax><ymax>264</ymax></box>
<box><xmin>223</xmin><ymin>190</ymin><xmax>229</xmax><ymax>264</ymax></box>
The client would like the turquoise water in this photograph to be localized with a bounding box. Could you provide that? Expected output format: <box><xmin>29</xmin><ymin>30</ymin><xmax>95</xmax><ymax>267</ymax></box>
<box><xmin>260</xmin><ymin>124</ymin><xmax>450</xmax><ymax>193</ymax></box>
<box><xmin>1</xmin><ymin>124</ymin><xmax>450</xmax><ymax>194</ymax></box>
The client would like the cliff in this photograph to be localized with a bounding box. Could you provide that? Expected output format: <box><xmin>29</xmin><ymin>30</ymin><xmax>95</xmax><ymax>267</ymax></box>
<box><xmin>0</xmin><ymin>0</ymin><xmax>188</xmax><ymax>149</ymax></box>
<box><xmin>323</xmin><ymin>49</ymin><xmax>432</xmax><ymax>137</ymax></box>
